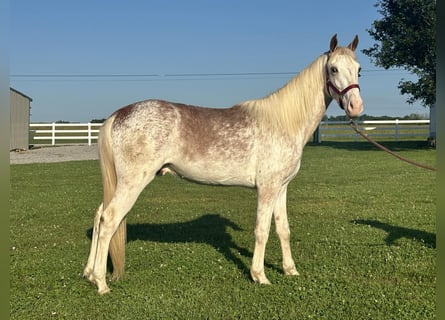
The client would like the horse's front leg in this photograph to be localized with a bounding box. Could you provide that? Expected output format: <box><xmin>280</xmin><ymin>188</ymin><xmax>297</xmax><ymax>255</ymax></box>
<box><xmin>250</xmin><ymin>186</ymin><xmax>279</xmax><ymax>285</ymax></box>
<box><xmin>273</xmin><ymin>186</ymin><xmax>299</xmax><ymax>276</ymax></box>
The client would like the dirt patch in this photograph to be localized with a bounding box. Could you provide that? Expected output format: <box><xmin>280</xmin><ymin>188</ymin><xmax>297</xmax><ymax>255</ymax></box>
<box><xmin>10</xmin><ymin>145</ymin><xmax>99</xmax><ymax>164</ymax></box>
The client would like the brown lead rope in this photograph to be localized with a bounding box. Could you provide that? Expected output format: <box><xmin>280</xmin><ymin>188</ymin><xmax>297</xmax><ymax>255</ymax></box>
<box><xmin>349</xmin><ymin>120</ymin><xmax>437</xmax><ymax>172</ymax></box>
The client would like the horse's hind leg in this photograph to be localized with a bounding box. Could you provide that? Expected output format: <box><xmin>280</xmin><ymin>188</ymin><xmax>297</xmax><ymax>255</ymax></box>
<box><xmin>87</xmin><ymin>174</ymin><xmax>155</xmax><ymax>294</ymax></box>
<box><xmin>273</xmin><ymin>186</ymin><xmax>299</xmax><ymax>276</ymax></box>
<box><xmin>84</xmin><ymin>203</ymin><xmax>104</xmax><ymax>280</ymax></box>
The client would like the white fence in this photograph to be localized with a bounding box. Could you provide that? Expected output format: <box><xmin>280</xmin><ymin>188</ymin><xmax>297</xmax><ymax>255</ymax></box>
<box><xmin>29</xmin><ymin>120</ymin><xmax>430</xmax><ymax>146</ymax></box>
<box><xmin>316</xmin><ymin>119</ymin><xmax>430</xmax><ymax>143</ymax></box>
<box><xmin>30</xmin><ymin>123</ymin><xmax>102</xmax><ymax>146</ymax></box>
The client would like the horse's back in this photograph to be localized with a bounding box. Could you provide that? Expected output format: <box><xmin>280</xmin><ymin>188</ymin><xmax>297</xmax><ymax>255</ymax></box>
<box><xmin>109</xmin><ymin>99</ymin><xmax>254</xmax><ymax>151</ymax></box>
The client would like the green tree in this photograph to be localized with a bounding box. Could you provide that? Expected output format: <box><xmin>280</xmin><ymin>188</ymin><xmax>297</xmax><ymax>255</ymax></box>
<box><xmin>362</xmin><ymin>0</ymin><xmax>436</xmax><ymax>107</ymax></box>
<box><xmin>90</xmin><ymin>118</ymin><xmax>106</xmax><ymax>123</ymax></box>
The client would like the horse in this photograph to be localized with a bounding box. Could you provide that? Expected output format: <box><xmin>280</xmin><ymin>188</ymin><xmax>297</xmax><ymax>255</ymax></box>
<box><xmin>84</xmin><ymin>34</ymin><xmax>363</xmax><ymax>294</ymax></box>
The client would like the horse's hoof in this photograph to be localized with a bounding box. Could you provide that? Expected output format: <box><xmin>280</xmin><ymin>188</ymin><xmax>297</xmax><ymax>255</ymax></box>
<box><xmin>83</xmin><ymin>267</ymin><xmax>93</xmax><ymax>280</ymax></box>
<box><xmin>251</xmin><ymin>270</ymin><xmax>271</xmax><ymax>285</ymax></box>
<box><xmin>256</xmin><ymin>278</ymin><xmax>271</xmax><ymax>285</ymax></box>
<box><xmin>284</xmin><ymin>266</ymin><xmax>300</xmax><ymax>276</ymax></box>
<box><xmin>98</xmin><ymin>286</ymin><xmax>111</xmax><ymax>295</ymax></box>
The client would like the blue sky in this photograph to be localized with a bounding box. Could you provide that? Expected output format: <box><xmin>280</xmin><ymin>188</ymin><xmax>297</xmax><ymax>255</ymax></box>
<box><xmin>10</xmin><ymin>0</ymin><xmax>427</xmax><ymax>122</ymax></box>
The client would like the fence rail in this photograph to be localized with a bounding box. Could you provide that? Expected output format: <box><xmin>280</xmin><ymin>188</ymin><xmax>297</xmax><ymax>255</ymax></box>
<box><xmin>29</xmin><ymin>120</ymin><xmax>430</xmax><ymax>146</ymax></box>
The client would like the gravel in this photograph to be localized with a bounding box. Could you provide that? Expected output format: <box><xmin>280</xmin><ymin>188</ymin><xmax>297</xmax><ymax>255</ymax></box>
<box><xmin>10</xmin><ymin>145</ymin><xmax>99</xmax><ymax>164</ymax></box>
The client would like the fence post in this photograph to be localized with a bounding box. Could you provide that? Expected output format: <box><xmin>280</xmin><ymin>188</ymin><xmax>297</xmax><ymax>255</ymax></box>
<box><xmin>87</xmin><ymin>123</ymin><xmax>92</xmax><ymax>146</ymax></box>
<box><xmin>395</xmin><ymin>119</ymin><xmax>399</xmax><ymax>142</ymax></box>
<box><xmin>313</xmin><ymin>123</ymin><xmax>322</xmax><ymax>143</ymax></box>
<box><xmin>354</xmin><ymin>120</ymin><xmax>358</xmax><ymax>142</ymax></box>
<box><xmin>51</xmin><ymin>122</ymin><xmax>56</xmax><ymax>145</ymax></box>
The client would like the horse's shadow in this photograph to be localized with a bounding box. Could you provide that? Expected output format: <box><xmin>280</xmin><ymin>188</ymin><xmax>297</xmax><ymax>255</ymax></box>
<box><xmin>87</xmin><ymin>214</ymin><xmax>279</xmax><ymax>278</ymax></box>
<box><xmin>352</xmin><ymin>219</ymin><xmax>436</xmax><ymax>248</ymax></box>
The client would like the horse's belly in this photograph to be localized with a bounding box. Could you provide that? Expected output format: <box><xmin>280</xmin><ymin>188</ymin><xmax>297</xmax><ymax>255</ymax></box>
<box><xmin>168</xmin><ymin>160</ymin><xmax>256</xmax><ymax>187</ymax></box>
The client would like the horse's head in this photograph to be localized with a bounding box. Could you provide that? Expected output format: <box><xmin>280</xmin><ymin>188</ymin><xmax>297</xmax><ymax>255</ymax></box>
<box><xmin>326</xmin><ymin>34</ymin><xmax>363</xmax><ymax>119</ymax></box>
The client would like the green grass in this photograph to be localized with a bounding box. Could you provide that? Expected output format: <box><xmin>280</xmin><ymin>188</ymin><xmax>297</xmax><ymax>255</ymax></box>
<box><xmin>10</xmin><ymin>142</ymin><xmax>436</xmax><ymax>319</ymax></box>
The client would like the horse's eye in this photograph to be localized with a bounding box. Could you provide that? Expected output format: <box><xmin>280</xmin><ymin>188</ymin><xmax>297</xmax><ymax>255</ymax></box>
<box><xmin>330</xmin><ymin>67</ymin><xmax>338</xmax><ymax>74</ymax></box>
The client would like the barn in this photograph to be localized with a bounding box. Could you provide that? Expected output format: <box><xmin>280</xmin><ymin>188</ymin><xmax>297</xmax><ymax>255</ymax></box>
<box><xmin>10</xmin><ymin>87</ymin><xmax>32</xmax><ymax>151</ymax></box>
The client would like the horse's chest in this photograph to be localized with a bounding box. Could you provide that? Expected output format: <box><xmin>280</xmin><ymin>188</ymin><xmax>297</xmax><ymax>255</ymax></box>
<box><xmin>256</xmin><ymin>139</ymin><xmax>302</xmax><ymax>178</ymax></box>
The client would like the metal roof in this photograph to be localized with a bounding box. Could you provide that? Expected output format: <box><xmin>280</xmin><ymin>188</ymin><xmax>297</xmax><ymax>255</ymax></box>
<box><xmin>10</xmin><ymin>87</ymin><xmax>33</xmax><ymax>102</ymax></box>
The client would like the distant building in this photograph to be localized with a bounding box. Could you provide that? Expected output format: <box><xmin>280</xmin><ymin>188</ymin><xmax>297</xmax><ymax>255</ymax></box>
<box><xmin>10</xmin><ymin>88</ymin><xmax>32</xmax><ymax>150</ymax></box>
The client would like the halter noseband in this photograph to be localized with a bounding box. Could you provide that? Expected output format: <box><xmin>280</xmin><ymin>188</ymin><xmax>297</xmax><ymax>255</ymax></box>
<box><xmin>326</xmin><ymin>80</ymin><xmax>360</xmax><ymax>110</ymax></box>
<box><xmin>325</xmin><ymin>55</ymin><xmax>360</xmax><ymax>110</ymax></box>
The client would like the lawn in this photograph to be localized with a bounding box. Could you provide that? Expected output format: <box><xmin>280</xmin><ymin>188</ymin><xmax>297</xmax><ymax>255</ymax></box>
<box><xmin>10</xmin><ymin>142</ymin><xmax>436</xmax><ymax>319</ymax></box>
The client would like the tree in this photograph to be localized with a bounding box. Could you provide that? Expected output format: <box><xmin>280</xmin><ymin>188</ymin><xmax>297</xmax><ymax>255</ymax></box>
<box><xmin>90</xmin><ymin>118</ymin><xmax>107</xmax><ymax>123</ymax></box>
<box><xmin>362</xmin><ymin>0</ymin><xmax>436</xmax><ymax>108</ymax></box>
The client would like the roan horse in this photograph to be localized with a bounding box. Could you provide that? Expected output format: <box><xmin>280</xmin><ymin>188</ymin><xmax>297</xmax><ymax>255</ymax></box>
<box><xmin>84</xmin><ymin>34</ymin><xmax>363</xmax><ymax>294</ymax></box>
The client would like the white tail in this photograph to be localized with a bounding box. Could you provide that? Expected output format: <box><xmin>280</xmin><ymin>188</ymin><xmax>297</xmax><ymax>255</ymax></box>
<box><xmin>99</xmin><ymin>116</ymin><xmax>127</xmax><ymax>280</ymax></box>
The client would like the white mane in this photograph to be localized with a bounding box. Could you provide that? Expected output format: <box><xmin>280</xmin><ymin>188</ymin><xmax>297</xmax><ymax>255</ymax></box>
<box><xmin>239</xmin><ymin>53</ymin><xmax>330</xmax><ymax>139</ymax></box>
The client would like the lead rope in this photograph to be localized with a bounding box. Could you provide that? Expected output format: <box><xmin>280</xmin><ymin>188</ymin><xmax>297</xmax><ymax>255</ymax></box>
<box><xmin>348</xmin><ymin>120</ymin><xmax>437</xmax><ymax>172</ymax></box>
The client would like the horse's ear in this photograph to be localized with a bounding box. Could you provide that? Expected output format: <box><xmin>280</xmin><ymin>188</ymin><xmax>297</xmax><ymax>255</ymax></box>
<box><xmin>329</xmin><ymin>34</ymin><xmax>338</xmax><ymax>53</ymax></box>
<box><xmin>347</xmin><ymin>35</ymin><xmax>359</xmax><ymax>51</ymax></box>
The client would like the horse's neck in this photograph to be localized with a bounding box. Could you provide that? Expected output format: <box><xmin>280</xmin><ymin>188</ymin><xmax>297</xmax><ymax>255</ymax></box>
<box><xmin>258</xmin><ymin>54</ymin><xmax>331</xmax><ymax>142</ymax></box>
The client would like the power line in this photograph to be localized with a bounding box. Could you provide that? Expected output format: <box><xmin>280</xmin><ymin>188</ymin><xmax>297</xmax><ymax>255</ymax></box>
<box><xmin>10</xmin><ymin>69</ymin><xmax>409</xmax><ymax>82</ymax></box>
<box><xmin>10</xmin><ymin>69</ymin><xmax>405</xmax><ymax>77</ymax></box>
<box><xmin>10</xmin><ymin>74</ymin><xmax>160</xmax><ymax>78</ymax></box>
